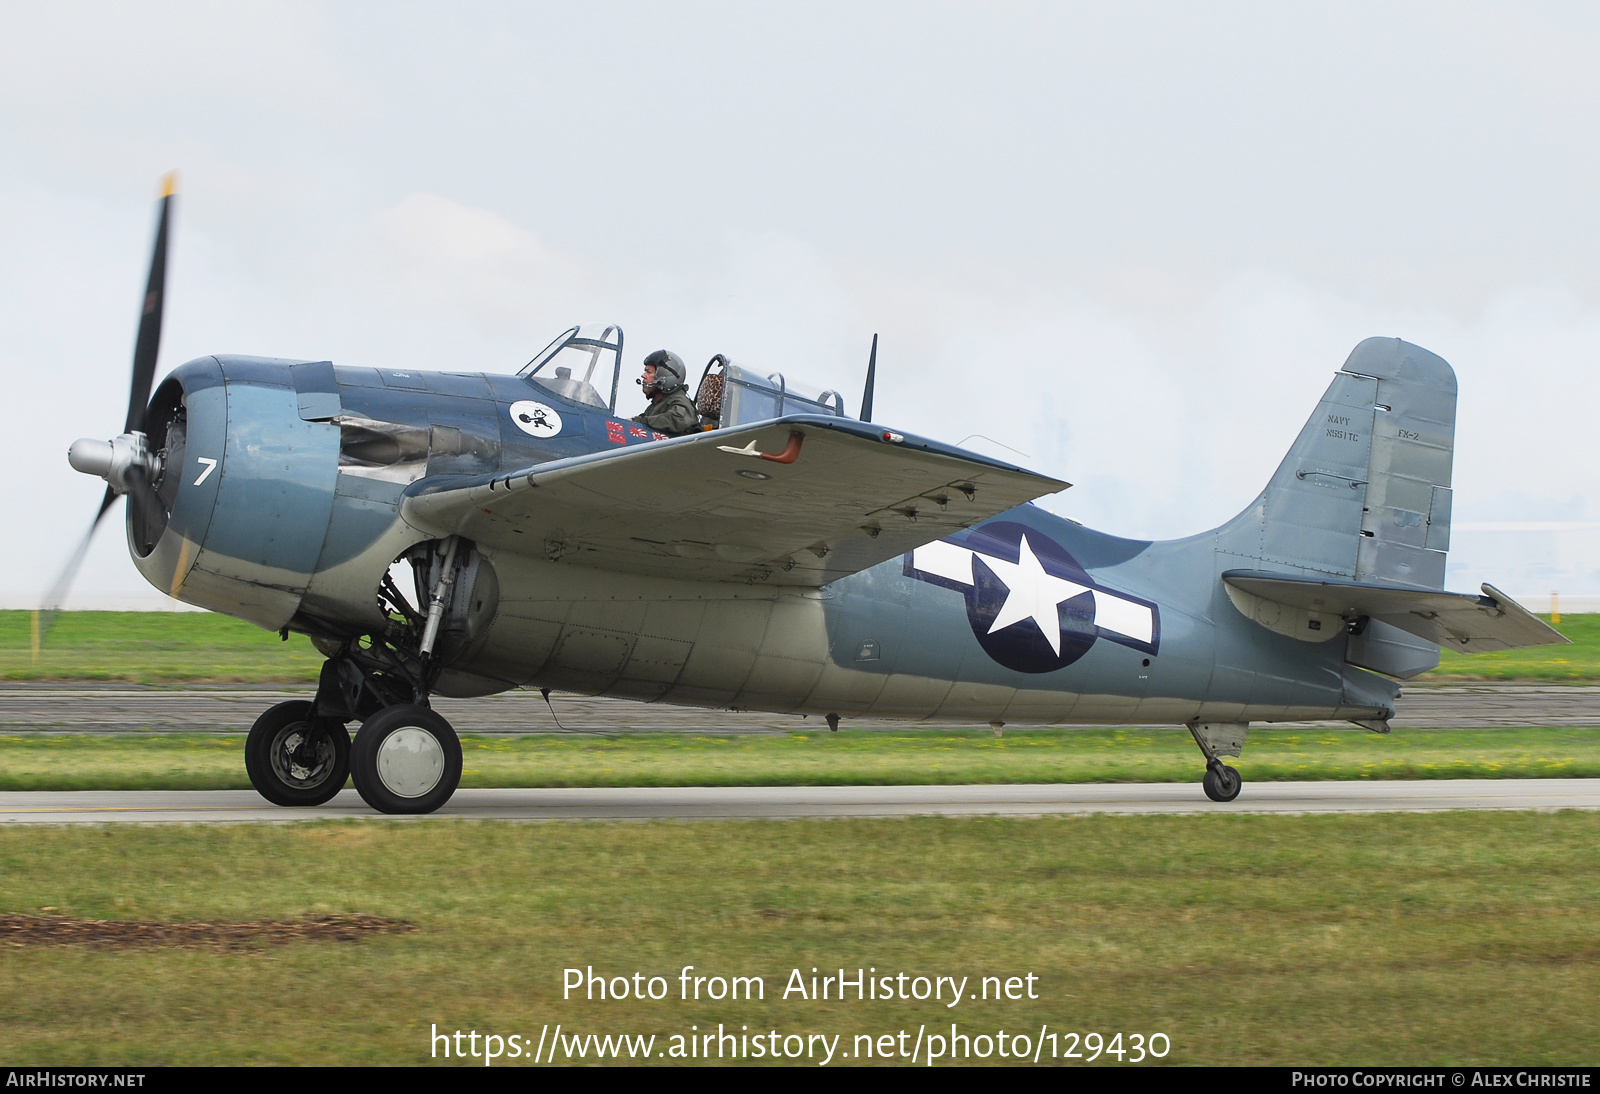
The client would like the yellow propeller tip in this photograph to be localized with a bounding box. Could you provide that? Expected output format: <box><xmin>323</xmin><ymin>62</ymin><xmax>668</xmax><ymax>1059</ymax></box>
<box><xmin>159</xmin><ymin>171</ymin><xmax>179</xmax><ymax>198</ymax></box>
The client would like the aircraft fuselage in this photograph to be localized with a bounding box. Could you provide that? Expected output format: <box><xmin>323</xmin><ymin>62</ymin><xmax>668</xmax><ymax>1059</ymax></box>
<box><xmin>128</xmin><ymin>354</ymin><xmax>1398</xmax><ymax>728</ymax></box>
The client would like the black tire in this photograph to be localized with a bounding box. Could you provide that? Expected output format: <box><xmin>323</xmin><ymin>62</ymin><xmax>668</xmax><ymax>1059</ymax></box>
<box><xmin>349</xmin><ymin>704</ymin><xmax>462</xmax><ymax>815</ymax></box>
<box><xmin>244</xmin><ymin>700</ymin><xmax>351</xmax><ymax>807</ymax></box>
<box><xmin>1202</xmin><ymin>763</ymin><xmax>1242</xmax><ymax>803</ymax></box>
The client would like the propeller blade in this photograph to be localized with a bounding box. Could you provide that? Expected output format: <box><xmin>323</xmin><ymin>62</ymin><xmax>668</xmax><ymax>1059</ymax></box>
<box><xmin>124</xmin><ymin>463</ymin><xmax>166</xmax><ymax>557</ymax></box>
<box><xmin>33</xmin><ymin>487</ymin><xmax>118</xmax><ymax>657</ymax></box>
<box><xmin>125</xmin><ymin>173</ymin><xmax>176</xmax><ymax>435</ymax></box>
<box><xmin>40</xmin><ymin>173</ymin><xmax>178</xmax><ymax>656</ymax></box>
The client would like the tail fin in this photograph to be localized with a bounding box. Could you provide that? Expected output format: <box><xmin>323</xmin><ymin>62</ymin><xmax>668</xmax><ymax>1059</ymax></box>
<box><xmin>1217</xmin><ymin>340</ymin><xmax>1563</xmax><ymax>675</ymax></box>
<box><xmin>1218</xmin><ymin>337</ymin><xmax>1457</xmax><ymax>589</ymax></box>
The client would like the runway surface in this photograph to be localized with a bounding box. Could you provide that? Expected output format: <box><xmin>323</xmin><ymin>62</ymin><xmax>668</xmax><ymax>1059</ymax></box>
<box><xmin>3</xmin><ymin>683</ymin><xmax>1598</xmax><ymax>734</ymax></box>
<box><xmin>2</xmin><ymin>779</ymin><xmax>1597</xmax><ymax>824</ymax></box>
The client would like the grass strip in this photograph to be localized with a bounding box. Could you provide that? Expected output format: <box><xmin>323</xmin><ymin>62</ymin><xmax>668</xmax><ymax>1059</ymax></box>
<box><xmin>5</xmin><ymin>609</ymin><xmax>1600</xmax><ymax>684</ymax></box>
<box><xmin>1</xmin><ymin>610</ymin><xmax>323</xmax><ymax>683</ymax></box>
<box><xmin>4</xmin><ymin>725</ymin><xmax>1600</xmax><ymax>791</ymax></box>
<box><xmin>0</xmin><ymin>813</ymin><xmax>1597</xmax><ymax>1065</ymax></box>
<box><xmin>1432</xmin><ymin>612</ymin><xmax>1600</xmax><ymax>681</ymax></box>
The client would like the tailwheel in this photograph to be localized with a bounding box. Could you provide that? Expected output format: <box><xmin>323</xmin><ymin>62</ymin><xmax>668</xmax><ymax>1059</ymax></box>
<box><xmin>244</xmin><ymin>700</ymin><xmax>351</xmax><ymax>806</ymax></box>
<box><xmin>350</xmin><ymin>704</ymin><xmax>462</xmax><ymax>815</ymax></box>
<box><xmin>1202</xmin><ymin>761</ymin><xmax>1242</xmax><ymax>803</ymax></box>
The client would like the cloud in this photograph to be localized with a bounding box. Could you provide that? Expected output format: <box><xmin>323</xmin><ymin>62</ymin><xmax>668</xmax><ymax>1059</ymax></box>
<box><xmin>352</xmin><ymin>192</ymin><xmax>600</xmax><ymax>337</ymax></box>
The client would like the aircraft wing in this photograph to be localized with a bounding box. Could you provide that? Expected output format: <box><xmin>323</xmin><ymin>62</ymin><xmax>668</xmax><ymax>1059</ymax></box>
<box><xmin>400</xmin><ymin>415</ymin><xmax>1069</xmax><ymax>586</ymax></box>
<box><xmin>1222</xmin><ymin>570</ymin><xmax>1569</xmax><ymax>652</ymax></box>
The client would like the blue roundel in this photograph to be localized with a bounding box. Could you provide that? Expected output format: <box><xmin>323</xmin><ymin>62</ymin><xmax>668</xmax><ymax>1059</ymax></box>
<box><xmin>958</xmin><ymin>522</ymin><xmax>1099</xmax><ymax>674</ymax></box>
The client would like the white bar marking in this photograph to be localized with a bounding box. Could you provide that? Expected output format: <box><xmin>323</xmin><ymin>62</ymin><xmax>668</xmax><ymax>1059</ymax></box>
<box><xmin>912</xmin><ymin>540</ymin><xmax>975</xmax><ymax>585</ymax></box>
<box><xmin>1091</xmin><ymin>591</ymin><xmax>1154</xmax><ymax>644</ymax></box>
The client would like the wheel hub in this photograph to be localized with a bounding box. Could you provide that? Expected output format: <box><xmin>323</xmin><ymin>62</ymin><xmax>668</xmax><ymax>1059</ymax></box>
<box><xmin>270</xmin><ymin>725</ymin><xmax>336</xmax><ymax>788</ymax></box>
<box><xmin>375</xmin><ymin>728</ymin><xmax>446</xmax><ymax>798</ymax></box>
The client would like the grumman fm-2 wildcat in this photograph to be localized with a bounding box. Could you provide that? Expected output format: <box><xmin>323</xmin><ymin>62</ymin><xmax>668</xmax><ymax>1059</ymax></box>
<box><xmin>53</xmin><ymin>182</ymin><xmax>1565</xmax><ymax>814</ymax></box>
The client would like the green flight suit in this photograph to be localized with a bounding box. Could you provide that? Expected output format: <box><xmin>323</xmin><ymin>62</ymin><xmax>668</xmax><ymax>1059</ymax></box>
<box><xmin>633</xmin><ymin>389</ymin><xmax>701</xmax><ymax>437</ymax></box>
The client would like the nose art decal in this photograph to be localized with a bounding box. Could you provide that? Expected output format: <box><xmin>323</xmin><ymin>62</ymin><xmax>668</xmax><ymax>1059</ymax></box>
<box><xmin>508</xmin><ymin>400</ymin><xmax>562</xmax><ymax>438</ymax></box>
<box><xmin>905</xmin><ymin>521</ymin><xmax>1159</xmax><ymax>674</ymax></box>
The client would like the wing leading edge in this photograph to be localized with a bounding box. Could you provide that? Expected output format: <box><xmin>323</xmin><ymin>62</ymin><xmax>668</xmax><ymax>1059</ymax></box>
<box><xmin>400</xmin><ymin>415</ymin><xmax>1069</xmax><ymax>586</ymax></box>
<box><xmin>1222</xmin><ymin>570</ymin><xmax>1569</xmax><ymax>652</ymax></box>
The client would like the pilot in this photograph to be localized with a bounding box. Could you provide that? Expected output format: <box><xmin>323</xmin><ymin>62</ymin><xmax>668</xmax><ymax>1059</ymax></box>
<box><xmin>633</xmin><ymin>349</ymin><xmax>700</xmax><ymax>437</ymax></box>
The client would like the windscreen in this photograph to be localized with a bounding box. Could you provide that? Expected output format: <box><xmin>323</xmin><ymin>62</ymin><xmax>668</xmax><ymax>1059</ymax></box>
<box><xmin>519</xmin><ymin>324</ymin><xmax>623</xmax><ymax>410</ymax></box>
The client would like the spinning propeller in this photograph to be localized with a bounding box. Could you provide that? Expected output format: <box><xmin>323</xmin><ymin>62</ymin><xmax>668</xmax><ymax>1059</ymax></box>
<box><xmin>35</xmin><ymin>174</ymin><xmax>178</xmax><ymax>655</ymax></box>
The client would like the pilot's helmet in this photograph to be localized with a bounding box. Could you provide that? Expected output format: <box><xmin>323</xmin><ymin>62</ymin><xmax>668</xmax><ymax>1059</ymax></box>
<box><xmin>642</xmin><ymin>349</ymin><xmax>687</xmax><ymax>395</ymax></box>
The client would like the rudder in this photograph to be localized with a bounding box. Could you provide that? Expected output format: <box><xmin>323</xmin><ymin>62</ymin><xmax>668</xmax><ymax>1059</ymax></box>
<box><xmin>1349</xmin><ymin>338</ymin><xmax>1456</xmax><ymax>589</ymax></box>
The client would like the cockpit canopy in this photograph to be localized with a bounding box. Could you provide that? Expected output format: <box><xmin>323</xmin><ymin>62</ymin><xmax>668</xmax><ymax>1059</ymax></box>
<box><xmin>519</xmin><ymin>323</ymin><xmax>622</xmax><ymax>411</ymax></box>
<box><xmin>692</xmin><ymin>356</ymin><xmax>846</xmax><ymax>429</ymax></box>
<box><xmin>518</xmin><ymin>323</ymin><xmax>850</xmax><ymax>430</ymax></box>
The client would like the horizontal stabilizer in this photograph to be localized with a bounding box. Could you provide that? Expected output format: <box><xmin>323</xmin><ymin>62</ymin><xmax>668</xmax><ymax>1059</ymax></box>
<box><xmin>1222</xmin><ymin>570</ymin><xmax>1569</xmax><ymax>652</ymax></box>
<box><xmin>401</xmin><ymin>415</ymin><xmax>1068</xmax><ymax>586</ymax></box>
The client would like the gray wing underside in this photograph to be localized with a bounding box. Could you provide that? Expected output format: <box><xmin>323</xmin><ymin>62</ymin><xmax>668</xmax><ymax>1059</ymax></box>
<box><xmin>1222</xmin><ymin>570</ymin><xmax>1569</xmax><ymax>652</ymax></box>
<box><xmin>401</xmin><ymin>415</ymin><xmax>1069</xmax><ymax>586</ymax></box>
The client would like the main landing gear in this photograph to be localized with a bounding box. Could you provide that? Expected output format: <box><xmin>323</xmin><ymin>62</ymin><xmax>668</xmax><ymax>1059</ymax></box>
<box><xmin>244</xmin><ymin>536</ymin><xmax>487</xmax><ymax>815</ymax></box>
<box><xmin>1187</xmin><ymin>721</ymin><xmax>1246</xmax><ymax>803</ymax></box>
<box><xmin>245</xmin><ymin>699</ymin><xmax>463</xmax><ymax>815</ymax></box>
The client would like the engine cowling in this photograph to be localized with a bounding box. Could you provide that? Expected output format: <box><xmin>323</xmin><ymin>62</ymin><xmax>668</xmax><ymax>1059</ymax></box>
<box><xmin>135</xmin><ymin>355</ymin><xmax>347</xmax><ymax>631</ymax></box>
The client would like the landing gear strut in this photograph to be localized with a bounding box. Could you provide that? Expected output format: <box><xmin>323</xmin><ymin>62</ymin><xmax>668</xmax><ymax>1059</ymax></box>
<box><xmin>245</xmin><ymin>535</ymin><xmax>489</xmax><ymax>815</ymax></box>
<box><xmin>309</xmin><ymin>640</ymin><xmax>466</xmax><ymax>815</ymax></box>
<box><xmin>1187</xmin><ymin>720</ymin><xmax>1247</xmax><ymax>803</ymax></box>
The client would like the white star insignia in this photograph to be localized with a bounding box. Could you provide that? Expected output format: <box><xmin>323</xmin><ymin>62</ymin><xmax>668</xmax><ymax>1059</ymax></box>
<box><xmin>977</xmin><ymin>535</ymin><xmax>1089</xmax><ymax>656</ymax></box>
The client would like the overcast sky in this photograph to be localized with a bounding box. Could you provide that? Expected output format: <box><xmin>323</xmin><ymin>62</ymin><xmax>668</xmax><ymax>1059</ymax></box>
<box><xmin>5</xmin><ymin>1</ymin><xmax>1600</xmax><ymax>605</ymax></box>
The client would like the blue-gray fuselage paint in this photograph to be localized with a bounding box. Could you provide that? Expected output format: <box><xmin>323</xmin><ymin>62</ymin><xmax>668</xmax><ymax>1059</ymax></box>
<box><xmin>132</xmin><ymin>346</ymin><xmax>1428</xmax><ymax>724</ymax></box>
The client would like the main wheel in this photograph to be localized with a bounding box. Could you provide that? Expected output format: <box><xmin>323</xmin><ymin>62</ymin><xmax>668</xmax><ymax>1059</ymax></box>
<box><xmin>244</xmin><ymin>700</ymin><xmax>351</xmax><ymax>807</ymax></box>
<box><xmin>1202</xmin><ymin>763</ymin><xmax>1242</xmax><ymax>803</ymax></box>
<box><xmin>349</xmin><ymin>704</ymin><xmax>462</xmax><ymax>815</ymax></box>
